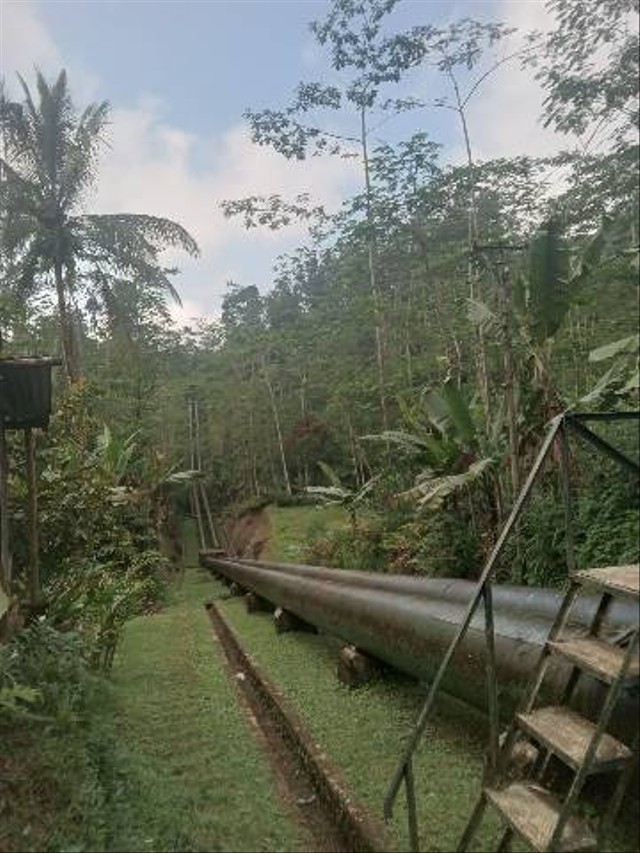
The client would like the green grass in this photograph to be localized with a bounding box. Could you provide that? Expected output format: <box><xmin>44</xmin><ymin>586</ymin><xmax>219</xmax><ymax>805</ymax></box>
<box><xmin>216</xmin><ymin>585</ymin><xmax>497</xmax><ymax>852</ymax></box>
<box><xmin>265</xmin><ymin>504</ymin><xmax>350</xmax><ymax>563</ymax></box>
<box><xmin>0</xmin><ymin>669</ymin><xmax>195</xmax><ymax>853</ymax></box>
<box><xmin>215</xmin><ymin>583</ymin><xmax>639</xmax><ymax>853</ymax></box>
<box><xmin>109</xmin><ymin>568</ymin><xmax>306</xmax><ymax>852</ymax></box>
<box><xmin>1</xmin><ymin>552</ymin><xmax>306</xmax><ymax>852</ymax></box>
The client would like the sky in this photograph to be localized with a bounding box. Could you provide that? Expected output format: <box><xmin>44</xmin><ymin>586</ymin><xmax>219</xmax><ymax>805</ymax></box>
<box><xmin>0</xmin><ymin>0</ymin><xmax>565</xmax><ymax>326</ymax></box>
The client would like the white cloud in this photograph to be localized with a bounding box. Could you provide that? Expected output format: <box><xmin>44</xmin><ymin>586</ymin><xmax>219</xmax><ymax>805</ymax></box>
<box><xmin>465</xmin><ymin>0</ymin><xmax>568</xmax><ymax>161</ymax></box>
<box><xmin>0</xmin><ymin>0</ymin><xmax>61</xmax><ymax>84</ymax></box>
<box><xmin>1</xmin><ymin>0</ymin><xmax>360</xmax><ymax>324</ymax></box>
<box><xmin>169</xmin><ymin>298</ymin><xmax>217</xmax><ymax>328</ymax></box>
<box><xmin>1</xmin><ymin>0</ymin><xmax>98</xmax><ymax>100</ymax></box>
<box><xmin>91</xmin><ymin>103</ymin><xmax>359</xmax><ymax>321</ymax></box>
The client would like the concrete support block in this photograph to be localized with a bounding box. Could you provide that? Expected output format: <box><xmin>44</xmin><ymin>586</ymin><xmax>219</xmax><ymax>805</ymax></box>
<box><xmin>337</xmin><ymin>644</ymin><xmax>380</xmax><ymax>688</ymax></box>
<box><xmin>274</xmin><ymin>606</ymin><xmax>318</xmax><ymax>635</ymax></box>
<box><xmin>245</xmin><ymin>592</ymin><xmax>273</xmax><ymax>613</ymax></box>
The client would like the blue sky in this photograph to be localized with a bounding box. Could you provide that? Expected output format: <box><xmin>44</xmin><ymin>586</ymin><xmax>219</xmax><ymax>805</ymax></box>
<box><xmin>2</xmin><ymin>0</ymin><xmax>560</xmax><ymax>324</ymax></box>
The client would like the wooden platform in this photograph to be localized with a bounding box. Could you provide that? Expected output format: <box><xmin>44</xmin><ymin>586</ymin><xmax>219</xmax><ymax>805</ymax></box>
<box><xmin>486</xmin><ymin>783</ymin><xmax>597</xmax><ymax>852</ymax></box>
<box><xmin>548</xmin><ymin>637</ymin><xmax>640</xmax><ymax>684</ymax></box>
<box><xmin>517</xmin><ymin>706</ymin><xmax>631</xmax><ymax>773</ymax></box>
<box><xmin>573</xmin><ymin>565</ymin><xmax>639</xmax><ymax>600</ymax></box>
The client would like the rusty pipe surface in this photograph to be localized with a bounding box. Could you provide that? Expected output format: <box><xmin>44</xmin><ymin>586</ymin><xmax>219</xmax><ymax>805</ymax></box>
<box><xmin>201</xmin><ymin>554</ymin><xmax>638</xmax><ymax>738</ymax></box>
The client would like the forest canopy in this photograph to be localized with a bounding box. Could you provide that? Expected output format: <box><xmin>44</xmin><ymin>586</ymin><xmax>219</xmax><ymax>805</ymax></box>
<box><xmin>1</xmin><ymin>0</ymin><xmax>638</xmax><ymax>584</ymax></box>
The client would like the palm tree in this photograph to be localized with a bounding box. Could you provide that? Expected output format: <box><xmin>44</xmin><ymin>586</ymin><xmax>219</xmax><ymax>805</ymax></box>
<box><xmin>0</xmin><ymin>70</ymin><xmax>199</xmax><ymax>380</ymax></box>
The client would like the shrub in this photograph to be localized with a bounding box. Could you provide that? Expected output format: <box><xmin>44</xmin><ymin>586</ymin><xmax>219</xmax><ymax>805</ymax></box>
<box><xmin>0</xmin><ymin>623</ymin><xmax>99</xmax><ymax>724</ymax></box>
<box><xmin>513</xmin><ymin>457</ymin><xmax>639</xmax><ymax>587</ymax></box>
<box><xmin>305</xmin><ymin>508</ymin><xmax>481</xmax><ymax>577</ymax></box>
<box><xmin>45</xmin><ymin>563</ymin><xmax>164</xmax><ymax>671</ymax></box>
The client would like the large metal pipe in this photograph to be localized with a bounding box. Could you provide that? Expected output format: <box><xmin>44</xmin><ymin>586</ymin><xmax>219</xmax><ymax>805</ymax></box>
<box><xmin>232</xmin><ymin>556</ymin><xmax>637</xmax><ymax>632</ymax></box>
<box><xmin>201</xmin><ymin>554</ymin><xmax>638</xmax><ymax>739</ymax></box>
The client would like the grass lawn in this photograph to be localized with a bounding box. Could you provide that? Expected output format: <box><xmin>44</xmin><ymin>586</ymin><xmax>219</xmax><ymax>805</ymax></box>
<box><xmin>110</xmin><ymin>567</ymin><xmax>307</xmax><ymax>852</ymax></box>
<box><xmin>264</xmin><ymin>504</ymin><xmax>350</xmax><ymax>563</ymax></box>
<box><xmin>216</xmin><ymin>584</ymin><xmax>496</xmax><ymax>852</ymax></box>
<box><xmin>0</xmin><ymin>565</ymin><xmax>306</xmax><ymax>853</ymax></box>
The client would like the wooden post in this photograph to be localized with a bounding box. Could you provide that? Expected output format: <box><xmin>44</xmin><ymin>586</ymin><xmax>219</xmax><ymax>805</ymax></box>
<box><xmin>25</xmin><ymin>428</ymin><xmax>40</xmax><ymax>607</ymax></box>
<box><xmin>0</xmin><ymin>423</ymin><xmax>11</xmax><ymax>595</ymax></box>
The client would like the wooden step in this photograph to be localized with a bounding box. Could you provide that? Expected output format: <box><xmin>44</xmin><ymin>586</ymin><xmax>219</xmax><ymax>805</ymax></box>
<box><xmin>548</xmin><ymin>637</ymin><xmax>639</xmax><ymax>684</ymax></box>
<box><xmin>517</xmin><ymin>706</ymin><xmax>632</xmax><ymax>773</ymax></box>
<box><xmin>573</xmin><ymin>564</ymin><xmax>639</xmax><ymax>600</ymax></box>
<box><xmin>485</xmin><ymin>783</ymin><xmax>596</xmax><ymax>852</ymax></box>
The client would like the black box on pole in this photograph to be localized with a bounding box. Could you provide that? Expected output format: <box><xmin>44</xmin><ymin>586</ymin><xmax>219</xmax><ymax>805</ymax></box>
<box><xmin>0</xmin><ymin>358</ymin><xmax>59</xmax><ymax>430</ymax></box>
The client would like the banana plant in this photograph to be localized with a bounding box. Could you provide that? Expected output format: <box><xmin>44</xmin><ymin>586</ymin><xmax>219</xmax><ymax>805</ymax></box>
<box><xmin>465</xmin><ymin>214</ymin><xmax>636</xmax><ymax>482</ymax></box>
<box><xmin>93</xmin><ymin>425</ymin><xmax>141</xmax><ymax>483</ymax></box>
<box><xmin>92</xmin><ymin>426</ymin><xmax>203</xmax><ymax>506</ymax></box>
<box><xmin>469</xmin><ymin>215</ymin><xmax>635</xmax><ymax>392</ymax></box>
<box><xmin>580</xmin><ymin>333</ymin><xmax>639</xmax><ymax>405</ymax></box>
<box><xmin>363</xmin><ymin>381</ymin><xmax>498</xmax><ymax>510</ymax></box>
<box><xmin>306</xmin><ymin>461</ymin><xmax>380</xmax><ymax>529</ymax></box>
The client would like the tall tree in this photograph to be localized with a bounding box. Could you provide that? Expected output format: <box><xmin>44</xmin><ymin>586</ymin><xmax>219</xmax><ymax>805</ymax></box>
<box><xmin>224</xmin><ymin>0</ymin><xmax>439</xmax><ymax>431</ymax></box>
<box><xmin>533</xmin><ymin>0</ymin><xmax>639</xmax><ymax>147</ymax></box>
<box><xmin>0</xmin><ymin>70</ymin><xmax>199</xmax><ymax>380</ymax></box>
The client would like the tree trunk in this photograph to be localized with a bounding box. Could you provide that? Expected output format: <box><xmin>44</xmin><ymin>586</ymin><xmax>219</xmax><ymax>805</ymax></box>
<box><xmin>346</xmin><ymin>412</ymin><xmax>362</xmax><ymax>488</ymax></box>
<box><xmin>499</xmin><ymin>262</ymin><xmax>520</xmax><ymax>498</ymax></box>
<box><xmin>449</xmin><ymin>70</ymin><xmax>491</xmax><ymax>427</ymax></box>
<box><xmin>361</xmin><ymin>104</ymin><xmax>389</xmax><ymax>433</ymax></box>
<box><xmin>263</xmin><ymin>357</ymin><xmax>292</xmax><ymax>495</ymax></box>
<box><xmin>54</xmin><ymin>258</ymin><xmax>79</xmax><ymax>382</ymax></box>
<box><xmin>25</xmin><ymin>429</ymin><xmax>40</xmax><ymax>607</ymax></box>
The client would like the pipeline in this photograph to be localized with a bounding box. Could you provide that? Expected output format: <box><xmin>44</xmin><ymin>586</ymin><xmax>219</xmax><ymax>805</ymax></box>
<box><xmin>232</xmin><ymin>556</ymin><xmax>637</xmax><ymax>630</ymax></box>
<box><xmin>200</xmin><ymin>553</ymin><xmax>639</xmax><ymax>740</ymax></box>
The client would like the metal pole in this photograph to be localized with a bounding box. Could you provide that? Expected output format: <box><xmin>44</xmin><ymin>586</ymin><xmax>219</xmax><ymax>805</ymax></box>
<box><xmin>567</xmin><ymin>417</ymin><xmax>639</xmax><ymax>474</ymax></box>
<box><xmin>483</xmin><ymin>583</ymin><xmax>500</xmax><ymax>779</ymax></box>
<box><xmin>384</xmin><ymin>416</ymin><xmax>563</xmax><ymax>820</ymax></box>
<box><xmin>188</xmin><ymin>397</ymin><xmax>196</xmax><ymax>470</ymax></box>
<box><xmin>25</xmin><ymin>428</ymin><xmax>40</xmax><ymax>607</ymax></box>
<box><xmin>192</xmin><ymin>479</ymin><xmax>207</xmax><ymax>550</ymax></box>
<box><xmin>404</xmin><ymin>759</ymin><xmax>419</xmax><ymax>852</ymax></box>
<box><xmin>193</xmin><ymin>397</ymin><xmax>202</xmax><ymax>472</ymax></box>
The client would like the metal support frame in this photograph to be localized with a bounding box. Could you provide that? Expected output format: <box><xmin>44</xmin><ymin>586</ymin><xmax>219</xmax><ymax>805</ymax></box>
<box><xmin>549</xmin><ymin>630</ymin><xmax>639</xmax><ymax>850</ymax></box>
<box><xmin>566</xmin><ymin>416</ymin><xmax>639</xmax><ymax>475</ymax></box>
<box><xmin>383</xmin><ymin>410</ymin><xmax>639</xmax><ymax>851</ymax></box>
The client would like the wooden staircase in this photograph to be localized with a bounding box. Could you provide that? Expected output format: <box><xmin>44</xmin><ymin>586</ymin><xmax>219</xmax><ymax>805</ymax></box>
<box><xmin>458</xmin><ymin>563</ymin><xmax>639</xmax><ymax>852</ymax></box>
